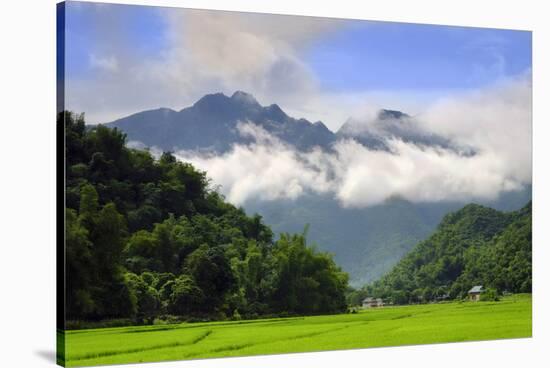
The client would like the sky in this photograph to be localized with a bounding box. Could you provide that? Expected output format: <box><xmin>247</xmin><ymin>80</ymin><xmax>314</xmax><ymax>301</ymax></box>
<box><xmin>62</xmin><ymin>1</ymin><xmax>531</xmax><ymax>131</ymax></box>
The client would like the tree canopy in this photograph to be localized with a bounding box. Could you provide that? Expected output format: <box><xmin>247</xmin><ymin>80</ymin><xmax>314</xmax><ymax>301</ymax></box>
<box><xmin>351</xmin><ymin>202</ymin><xmax>532</xmax><ymax>305</ymax></box>
<box><xmin>63</xmin><ymin>111</ymin><xmax>349</xmax><ymax>325</ymax></box>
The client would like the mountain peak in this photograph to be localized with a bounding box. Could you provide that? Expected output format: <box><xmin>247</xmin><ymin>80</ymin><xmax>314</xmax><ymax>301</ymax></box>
<box><xmin>107</xmin><ymin>91</ymin><xmax>339</xmax><ymax>152</ymax></box>
<box><xmin>191</xmin><ymin>91</ymin><xmax>262</xmax><ymax>115</ymax></box>
<box><xmin>192</xmin><ymin>92</ymin><xmax>230</xmax><ymax>109</ymax></box>
<box><xmin>230</xmin><ymin>90</ymin><xmax>260</xmax><ymax>107</ymax></box>
<box><xmin>377</xmin><ymin>109</ymin><xmax>409</xmax><ymax>120</ymax></box>
<box><xmin>265</xmin><ymin>103</ymin><xmax>288</xmax><ymax>121</ymax></box>
<box><xmin>313</xmin><ymin>121</ymin><xmax>329</xmax><ymax>130</ymax></box>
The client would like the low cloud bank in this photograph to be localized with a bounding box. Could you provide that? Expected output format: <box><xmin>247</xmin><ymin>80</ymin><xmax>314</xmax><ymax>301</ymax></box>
<box><xmin>175</xmin><ymin>76</ymin><xmax>531</xmax><ymax>208</ymax></box>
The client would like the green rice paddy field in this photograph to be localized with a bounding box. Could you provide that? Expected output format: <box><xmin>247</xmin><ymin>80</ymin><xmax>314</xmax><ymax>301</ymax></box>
<box><xmin>61</xmin><ymin>294</ymin><xmax>532</xmax><ymax>367</ymax></box>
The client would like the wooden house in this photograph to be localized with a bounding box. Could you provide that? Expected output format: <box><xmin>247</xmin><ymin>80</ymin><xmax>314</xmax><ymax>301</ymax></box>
<box><xmin>468</xmin><ymin>285</ymin><xmax>484</xmax><ymax>301</ymax></box>
<box><xmin>362</xmin><ymin>297</ymin><xmax>384</xmax><ymax>308</ymax></box>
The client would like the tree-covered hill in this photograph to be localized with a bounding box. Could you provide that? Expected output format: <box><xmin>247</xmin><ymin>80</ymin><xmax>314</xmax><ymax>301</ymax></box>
<box><xmin>249</xmin><ymin>189</ymin><xmax>531</xmax><ymax>287</ymax></box>
<box><xmin>63</xmin><ymin>112</ymin><xmax>348</xmax><ymax>326</ymax></box>
<box><xmin>352</xmin><ymin>202</ymin><xmax>531</xmax><ymax>305</ymax></box>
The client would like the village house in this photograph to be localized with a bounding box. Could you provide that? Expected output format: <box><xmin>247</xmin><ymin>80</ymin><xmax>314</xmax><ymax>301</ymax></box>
<box><xmin>362</xmin><ymin>297</ymin><xmax>384</xmax><ymax>308</ymax></box>
<box><xmin>468</xmin><ymin>285</ymin><xmax>484</xmax><ymax>301</ymax></box>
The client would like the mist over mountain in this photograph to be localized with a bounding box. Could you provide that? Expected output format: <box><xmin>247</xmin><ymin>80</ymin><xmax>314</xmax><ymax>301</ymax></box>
<box><xmin>108</xmin><ymin>90</ymin><xmax>484</xmax><ymax>164</ymax></box>
<box><xmin>106</xmin><ymin>91</ymin><xmax>532</xmax><ymax>285</ymax></box>
<box><xmin>336</xmin><ymin>109</ymin><xmax>473</xmax><ymax>154</ymax></box>
<box><xmin>108</xmin><ymin>92</ymin><xmax>469</xmax><ymax>155</ymax></box>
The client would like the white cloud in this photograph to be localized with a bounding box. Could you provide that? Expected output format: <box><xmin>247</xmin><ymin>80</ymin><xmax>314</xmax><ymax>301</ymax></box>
<box><xmin>66</xmin><ymin>5</ymin><xmax>519</xmax><ymax>132</ymax></box>
<box><xmin>89</xmin><ymin>54</ymin><xmax>118</xmax><ymax>72</ymax></box>
<box><xmin>176</xmin><ymin>123</ymin><xmax>334</xmax><ymax>205</ymax></box>
<box><xmin>175</xmin><ymin>75</ymin><xmax>531</xmax><ymax>208</ymax></box>
<box><xmin>66</xmin><ymin>6</ymin><xmax>437</xmax><ymax>130</ymax></box>
<box><xmin>66</xmin><ymin>6</ymin><xmax>346</xmax><ymax>125</ymax></box>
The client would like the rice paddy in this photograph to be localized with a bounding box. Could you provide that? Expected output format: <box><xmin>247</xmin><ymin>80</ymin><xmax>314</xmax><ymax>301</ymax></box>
<box><xmin>61</xmin><ymin>294</ymin><xmax>532</xmax><ymax>367</ymax></box>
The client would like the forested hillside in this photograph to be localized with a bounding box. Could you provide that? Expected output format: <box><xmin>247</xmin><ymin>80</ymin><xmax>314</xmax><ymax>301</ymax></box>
<box><xmin>351</xmin><ymin>202</ymin><xmax>531</xmax><ymax>305</ymax></box>
<box><xmin>247</xmin><ymin>196</ymin><xmax>461</xmax><ymax>286</ymax></box>
<box><xmin>63</xmin><ymin>112</ymin><xmax>348</xmax><ymax>326</ymax></box>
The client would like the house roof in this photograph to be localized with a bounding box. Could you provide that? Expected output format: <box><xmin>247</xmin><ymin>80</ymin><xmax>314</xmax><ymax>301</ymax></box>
<box><xmin>362</xmin><ymin>297</ymin><xmax>384</xmax><ymax>303</ymax></box>
<box><xmin>468</xmin><ymin>285</ymin><xmax>483</xmax><ymax>293</ymax></box>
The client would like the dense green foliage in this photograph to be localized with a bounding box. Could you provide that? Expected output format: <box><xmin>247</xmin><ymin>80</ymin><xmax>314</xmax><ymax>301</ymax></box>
<box><xmin>248</xmin><ymin>189</ymin><xmax>531</xmax><ymax>286</ymax></box>
<box><xmin>352</xmin><ymin>202</ymin><xmax>532</xmax><ymax>304</ymax></box>
<box><xmin>62</xmin><ymin>295</ymin><xmax>532</xmax><ymax>366</ymax></box>
<box><xmin>63</xmin><ymin>111</ymin><xmax>348</xmax><ymax>324</ymax></box>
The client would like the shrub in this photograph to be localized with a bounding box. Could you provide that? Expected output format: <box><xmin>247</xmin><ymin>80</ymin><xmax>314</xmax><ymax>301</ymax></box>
<box><xmin>480</xmin><ymin>288</ymin><xmax>500</xmax><ymax>301</ymax></box>
<box><xmin>231</xmin><ymin>309</ymin><xmax>242</xmax><ymax>321</ymax></box>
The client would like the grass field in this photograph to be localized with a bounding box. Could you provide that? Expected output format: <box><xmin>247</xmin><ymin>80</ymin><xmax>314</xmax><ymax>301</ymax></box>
<box><xmin>61</xmin><ymin>294</ymin><xmax>532</xmax><ymax>367</ymax></box>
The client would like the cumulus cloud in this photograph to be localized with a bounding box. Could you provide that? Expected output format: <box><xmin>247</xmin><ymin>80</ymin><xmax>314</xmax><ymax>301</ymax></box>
<box><xmin>65</xmin><ymin>5</ymin><xmax>348</xmax><ymax>125</ymax></box>
<box><xmin>175</xmin><ymin>123</ymin><xmax>333</xmax><ymax>205</ymax></box>
<box><xmin>64</xmin><ymin>3</ymin><xmax>532</xmax><ymax>134</ymax></box>
<box><xmin>89</xmin><ymin>54</ymin><xmax>119</xmax><ymax>72</ymax></box>
<box><xmin>149</xmin><ymin>8</ymin><xmax>353</xmax><ymax>127</ymax></box>
<box><xmin>175</xmin><ymin>75</ymin><xmax>531</xmax><ymax>208</ymax></box>
<box><xmin>65</xmin><ymin>5</ymin><xmax>435</xmax><ymax>129</ymax></box>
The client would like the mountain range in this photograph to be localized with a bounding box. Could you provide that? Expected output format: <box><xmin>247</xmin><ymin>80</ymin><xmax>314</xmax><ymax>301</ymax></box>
<box><xmin>109</xmin><ymin>91</ymin><xmax>335</xmax><ymax>153</ymax></box>
<box><xmin>106</xmin><ymin>91</ymin><xmax>531</xmax><ymax>285</ymax></box>
<box><xmin>108</xmin><ymin>90</ymin><xmax>463</xmax><ymax>154</ymax></box>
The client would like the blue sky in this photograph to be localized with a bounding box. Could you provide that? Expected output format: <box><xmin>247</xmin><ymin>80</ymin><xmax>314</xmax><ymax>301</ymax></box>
<box><xmin>305</xmin><ymin>21</ymin><xmax>531</xmax><ymax>91</ymax></box>
<box><xmin>65</xmin><ymin>3</ymin><xmax>168</xmax><ymax>78</ymax></box>
<box><xmin>62</xmin><ymin>1</ymin><xmax>532</xmax><ymax>127</ymax></box>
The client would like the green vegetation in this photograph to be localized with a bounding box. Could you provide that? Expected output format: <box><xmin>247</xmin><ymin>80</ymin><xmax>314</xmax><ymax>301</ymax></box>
<box><xmin>248</xmin><ymin>195</ymin><xmax>460</xmax><ymax>286</ymax></box>
<box><xmin>63</xmin><ymin>111</ymin><xmax>348</xmax><ymax>325</ymax></box>
<box><xmin>62</xmin><ymin>109</ymin><xmax>532</xmax><ymax>366</ymax></box>
<box><xmin>62</xmin><ymin>294</ymin><xmax>532</xmax><ymax>367</ymax></box>
<box><xmin>350</xmin><ymin>202</ymin><xmax>532</xmax><ymax>305</ymax></box>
